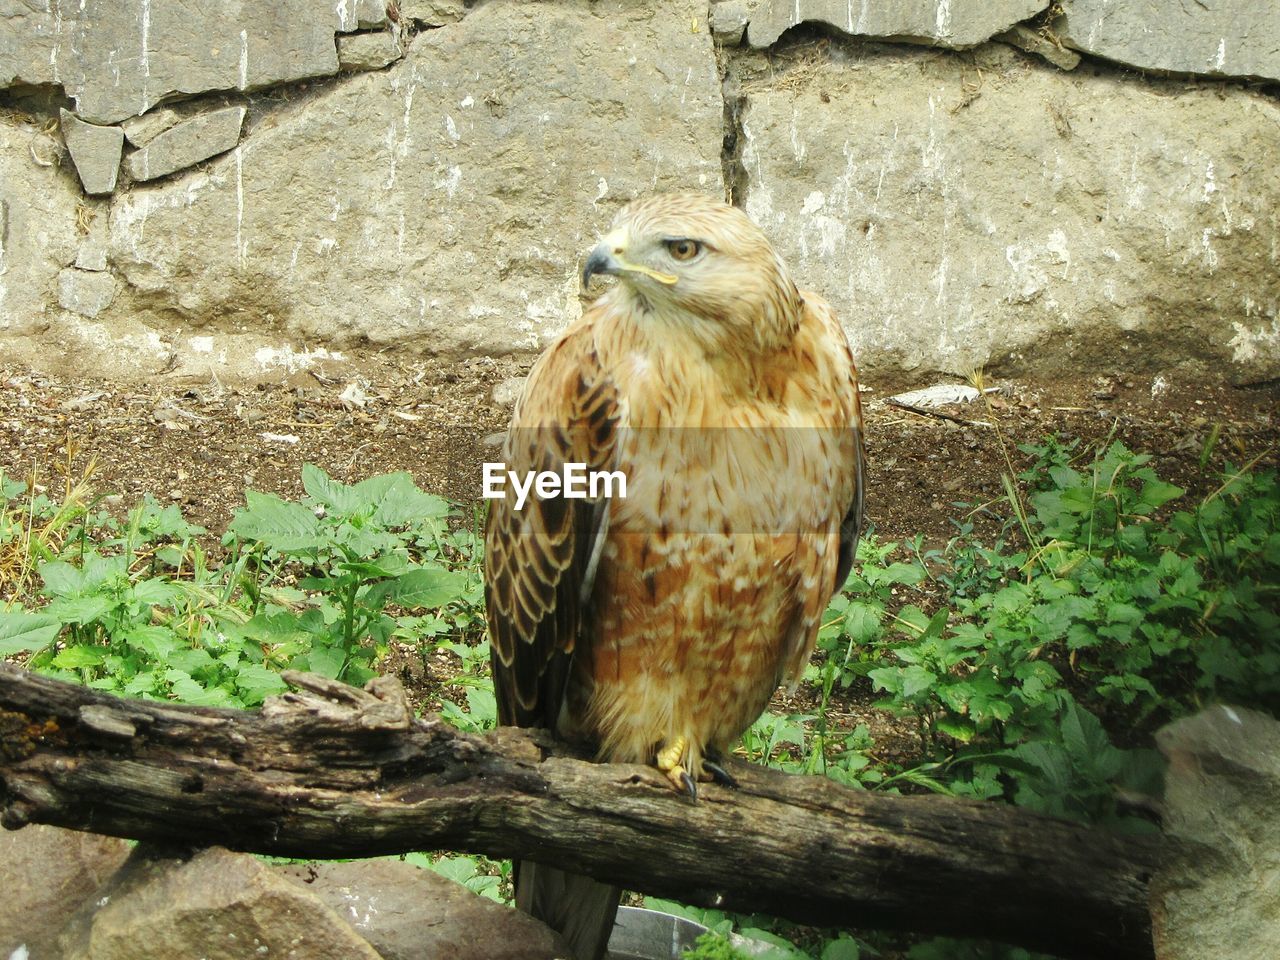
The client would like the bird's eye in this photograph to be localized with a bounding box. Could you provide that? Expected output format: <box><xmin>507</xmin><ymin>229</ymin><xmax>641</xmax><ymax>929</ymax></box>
<box><xmin>664</xmin><ymin>239</ymin><xmax>702</xmax><ymax>262</ymax></box>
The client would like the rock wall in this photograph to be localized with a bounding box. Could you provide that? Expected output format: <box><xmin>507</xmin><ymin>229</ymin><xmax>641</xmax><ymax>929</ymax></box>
<box><xmin>0</xmin><ymin>0</ymin><xmax>1277</xmax><ymax>384</ymax></box>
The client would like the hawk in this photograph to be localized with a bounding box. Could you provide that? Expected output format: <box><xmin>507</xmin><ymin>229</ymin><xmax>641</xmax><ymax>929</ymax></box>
<box><xmin>483</xmin><ymin>193</ymin><xmax>865</xmax><ymax>960</ymax></box>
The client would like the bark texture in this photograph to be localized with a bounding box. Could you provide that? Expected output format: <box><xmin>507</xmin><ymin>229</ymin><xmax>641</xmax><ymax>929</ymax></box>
<box><xmin>0</xmin><ymin>665</ymin><xmax>1162</xmax><ymax>959</ymax></box>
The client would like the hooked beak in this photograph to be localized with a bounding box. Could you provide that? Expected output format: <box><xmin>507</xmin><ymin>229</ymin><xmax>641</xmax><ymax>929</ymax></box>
<box><xmin>581</xmin><ymin>242</ymin><xmax>620</xmax><ymax>288</ymax></box>
<box><xmin>581</xmin><ymin>227</ymin><xmax>679</xmax><ymax>290</ymax></box>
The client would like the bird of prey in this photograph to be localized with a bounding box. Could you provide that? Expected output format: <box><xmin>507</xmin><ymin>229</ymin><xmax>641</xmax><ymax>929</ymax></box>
<box><xmin>483</xmin><ymin>193</ymin><xmax>865</xmax><ymax>960</ymax></box>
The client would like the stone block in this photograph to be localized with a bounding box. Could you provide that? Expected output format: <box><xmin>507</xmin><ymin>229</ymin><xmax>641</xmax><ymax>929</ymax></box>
<box><xmin>1152</xmin><ymin>705</ymin><xmax>1280</xmax><ymax>959</ymax></box>
<box><xmin>0</xmin><ymin>825</ymin><xmax>131</xmax><ymax>960</ymax></box>
<box><xmin>738</xmin><ymin>44</ymin><xmax>1280</xmax><ymax>383</ymax></box>
<box><xmin>123</xmin><ymin>106</ymin><xmax>246</xmax><ymax>182</ymax></box>
<box><xmin>1055</xmin><ymin>0</ymin><xmax>1280</xmax><ymax>82</ymax></box>
<box><xmin>57</xmin><ymin>845</ymin><xmax>386</xmax><ymax>960</ymax></box>
<box><xmin>103</xmin><ymin>1</ymin><xmax>724</xmax><ymax>359</ymax></box>
<box><xmin>338</xmin><ymin>31</ymin><xmax>406</xmax><ymax>72</ymax></box>
<box><xmin>277</xmin><ymin>859</ymin><xmax>571</xmax><ymax>960</ymax></box>
<box><xmin>747</xmin><ymin>0</ymin><xmax>1048</xmax><ymax>49</ymax></box>
<box><xmin>58</xmin><ymin>268</ymin><xmax>116</xmax><ymax>317</ymax></box>
<box><xmin>60</xmin><ymin>109</ymin><xmax>124</xmax><ymax>195</ymax></box>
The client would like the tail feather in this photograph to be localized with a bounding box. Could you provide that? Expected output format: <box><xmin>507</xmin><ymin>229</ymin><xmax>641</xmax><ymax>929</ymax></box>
<box><xmin>515</xmin><ymin>859</ymin><xmax>621</xmax><ymax>960</ymax></box>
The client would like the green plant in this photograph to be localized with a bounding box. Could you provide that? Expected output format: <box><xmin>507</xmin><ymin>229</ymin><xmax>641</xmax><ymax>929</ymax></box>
<box><xmin>398</xmin><ymin>851</ymin><xmax>510</xmax><ymax>901</ymax></box>
<box><xmin>0</xmin><ymin>465</ymin><xmax>480</xmax><ymax>710</ymax></box>
<box><xmin>839</xmin><ymin>440</ymin><xmax>1277</xmax><ymax>820</ymax></box>
<box><xmin>681</xmin><ymin>931</ymin><xmax>756</xmax><ymax>960</ymax></box>
<box><xmin>225</xmin><ymin>465</ymin><xmax>468</xmax><ymax>685</ymax></box>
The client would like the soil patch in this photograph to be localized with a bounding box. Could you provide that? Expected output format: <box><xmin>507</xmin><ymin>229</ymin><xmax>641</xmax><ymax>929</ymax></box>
<box><xmin>2</xmin><ymin>356</ymin><xmax>1277</xmax><ymax>748</ymax></box>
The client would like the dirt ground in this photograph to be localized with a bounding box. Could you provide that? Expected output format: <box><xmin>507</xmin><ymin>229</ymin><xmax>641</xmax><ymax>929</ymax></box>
<box><xmin>4</xmin><ymin>354</ymin><xmax>1275</xmax><ymax>552</ymax></box>
<box><xmin>2</xmin><ymin>354</ymin><xmax>1277</xmax><ymax>745</ymax></box>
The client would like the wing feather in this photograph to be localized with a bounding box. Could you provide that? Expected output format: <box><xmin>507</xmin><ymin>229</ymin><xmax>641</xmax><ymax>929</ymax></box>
<box><xmin>484</xmin><ymin>325</ymin><xmax>620</xmax><ymax>729</ymax></box>
<box><xmin>776</xmin><ymin>291</ymin><xmax>867</xmax><ymax>684</ymax></box>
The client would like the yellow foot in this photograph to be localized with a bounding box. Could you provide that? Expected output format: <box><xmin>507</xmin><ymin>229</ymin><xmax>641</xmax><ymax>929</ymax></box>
<box><xmin>655</xmin><ymin>735</ymin><xmax>697</xmax><ymax>799</ymax></box>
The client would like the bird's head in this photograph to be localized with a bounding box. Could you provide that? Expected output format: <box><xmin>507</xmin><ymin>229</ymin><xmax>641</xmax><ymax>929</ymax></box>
<box><xmin>582</xmin><ymin>193</ymin><xmax>803</xmax><ymax>351</ymax></box>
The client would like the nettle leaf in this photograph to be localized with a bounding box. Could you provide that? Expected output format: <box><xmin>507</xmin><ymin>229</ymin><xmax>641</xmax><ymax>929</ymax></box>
<box><xmin>900</xmin><ymin>664</ymin><xmax>937</xmax><ymax>699</ymax></box>
<box><xmin>164</xmin><ymin>669</ymin><xmax>233</xmax><ymax>707</ymax></box>
<box><xmin>0</xmin><ymin>471</ymin><xmax>25</xmax><ymax>501</ymax></box>
<box><xmin>867</xmin><ymin>666</ymin><xmax>901</xmax><ymax>695</ymax></box>
<box><xmin>369</xmin><ymin>479</ymin><xmax>451</xmax><ymax>528</ymax></box>
<box><xmin>51</xmin><ymin>645</ymin><xmax>106</xmax><ymax>669</ymax></box>
<box><xmin>842</xmin><ymin>602</ymin><xmax>882</xmax><ymax>644</ymax></box>
<box><xmin>338</xmin><ymin>557</ymin><xmax>410</xmax><ymax>581</ymax></box>
<box><xmin>42</xmin><ymin>591</ymin><xmax>114</xmax><ymax>626</ymax></box>
<box><xmin>301</xmin><ymin>463</ymin><xmax>364</xmax><ymax>517</ymax></box>
<box><xmin>37</xmin><ymin>559</ymin><xmax>85</xmax><ymax>598</ymax></box>
<box><xmin>123</xmin><ymin>625</ymin><xmax>180</xmax><ymax>661</ymax></box>
<box><xmin>465</xmin><ymin>686</ymin><xmax>498</xmax><ymax>730</ymax></box>
<box><xmin>894</xmin><ymin>604</ymin><xmax>931</xmax><ymax>635</ymax></box>
<box><xmin>1139</xmin><ymin>479</ymin><xmax>1185</xmax><ymax>511</ymax></box>
<box><xmin>1059</xmin><ymin>699</ymin><xmax>1114</xmax><ymax>764</ymax></box>
<box><xmin>863</xmin><ymin>561</ymin><xmax>926</xmax><ymax>589</ymax></box>
<box><xmin>133</xmin><ymin>497</ymin><xmax>207</xmax><ymax>540</ymax></box>
<box><xmin>935</xmin><ymin>681</ymin><xmax>975</xmax><ymax>714</ymax></box>
<box><xmin>332</xmin><ymin>522</ymin><xmax>402</xmax><ymax>558</ymax></box>
<box><xmin>166</xmin><ymin>647</ymin><xmax>217</xmax><ymax>676</ymax></box>
<box><xmin>123</xmin><ymin>671</ymin><xmax>163</xmax><ymax>696</ymax></box>
<box><xmin>129</xmin><ymin>578</ymin><xmax>185</xmax><ymax>607</ymax></box>
<box><xmin>234</xmin><ymin>611</ymin><xmax>311</xmax><ymax>646</ymax></box>
<box><xmin>0</xmin><ymin>612</ymin><xmax>62</xmax><ymax>655</ymax></box>
<box><xmin>990</xmin><ymin>582</ymin><xmax>1031</xmax><ymax>615</ymax></box>
<box><xmin>919</xmin><ymin>608</ymin><xmax>949</xmax><ymax>641</ymax></box>
<box><xmin>1013</xmin><ymin>740</ymin><xmax>1074</xmax><ymax>795</ymax></box>
<box><xmin>1066</xmin><ymin>622</ymin><xmax>1098</xmax><ymax>650</ymax></box>
<box><xmin>306</xmin><ymin>644</ymin><xmax>346</xmax><ymax>679</ymax></box>
<box><xmin>234</xmin><ymin>664</ymin><xmax>289</xmax><ymax>705</ymax></box>
<box><xmin>820</xmin><ymin>937</ymin><xmax>862</xmax><ymax>960</ymax></box>
<box><xmin>229</xmin><ymin>491</ymin><xmax>324</xmax><ymax>552</ymax></box>
<box><xmin>38</xmin><ymin>556</ymin><xmax>125</xmax><ymax>600</ymax></box>
<box><xmin>935</xmin><ymin>718</ymin><xmax>976</xmax><ymax>743</ymax></box>
<box><xmin>388</xmin><ymin>566</ymin><xmax>467</xmax><ymax>609</ymax></box>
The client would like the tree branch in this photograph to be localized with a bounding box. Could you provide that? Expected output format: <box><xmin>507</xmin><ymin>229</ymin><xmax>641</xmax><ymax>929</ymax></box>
<box><xmin>0</xmin><ymin>664</ymin><xmax>1161</xmax><ymax>959</ymax></box>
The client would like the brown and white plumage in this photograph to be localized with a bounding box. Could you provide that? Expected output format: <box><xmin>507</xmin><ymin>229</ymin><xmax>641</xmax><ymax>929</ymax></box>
<box><xmin>484</xmin><ymin>193</ymin><xmax>865</xmax><ymax>960</ymax></box>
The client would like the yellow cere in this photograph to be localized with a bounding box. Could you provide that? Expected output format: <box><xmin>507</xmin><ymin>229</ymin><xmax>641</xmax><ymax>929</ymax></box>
<box><xmin>625</xmin><ymin>262</ymin><xmax>679</xmax><ymax>285</ymax></box>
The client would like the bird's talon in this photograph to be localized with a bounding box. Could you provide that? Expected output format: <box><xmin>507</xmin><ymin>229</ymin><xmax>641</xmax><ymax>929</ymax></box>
<box><xmin>655</xmin><ymin>735</ymin><xmax>687</xmax><ymax>774</ymax></box>
<box><xmin>656</xmin><ymin>736</ymin><xmax>698</xmax><ymax>798</ymax></box>
<box><xmin>702</xmin><ymin>759</ymin><xmax>739</xmax><ymax>789</ymax></box>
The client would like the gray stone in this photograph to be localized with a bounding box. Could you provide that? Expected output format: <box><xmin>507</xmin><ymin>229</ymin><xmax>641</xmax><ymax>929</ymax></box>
<box><xmin>338</xmin><ymin>31</ymin><xmax>406</xmax><ymax>72</ymax></box>
<box><xmin>739</xmin><ymin>43</ymin><xmax>1280</xmax><ymax>383</ymax></box>
<box><xmin>123</xmin><ymin>106</ymin><xmax>246</xmax><ymax>182</ymax></box>
<box><xmin>0</xmin><ymin>115</ymin><xmax>83</xmax><ymax>336</ymax></box>
<box><xmin>345</xmin><ymin>0</ymin><xmax>392</xmax><ymax>30</ymax></box>
<box><xmin>995</xmin><ymin>23</ymin><xmax>1081</xmax><ymax>71</ymax></box>
<box><xmin>75</xmin><ymin>238</ymin><xmax>109</xmax><ymax>272</ymax></box>
<box><xmin>58</xmin><ymin>268</ymin><xmax>116</xmax><ymax>317</ymax></box>
<box><xmin>710</xmin><ymin>1</ymin><xmax>751</xmax><ymax>45</ymax></box>
<box><xmin>103</xmin><ymin>0</ymin><xmax>724</xmax><ymax>361</ymax></box>
<box><xmin>746</xmin><ymin>0</ymin><xmax>1048</xmax><ymax>49</ymax></box>
<box><xmin>59</xmin><ymin>110</ymin><xmax>124</xmax><ymax>195</ymax></box>
<box><xmin>277</xmin><ymin>859</ymin><xmax>571</xmax><ymax>960</ymax></box>
<box><xmin>1152</xmin><ymin>705</ymin><xmax>1280</xmax><ymax>959</ymax></box>
<box><xmin>0</xmin><ymin>825</ymin><xmax>131</xmax><ymax>960</ymax></box>
<box><xmin>121</xmin><ymin>108</ymin><xmax>181</xmax><ymax>148</ymax></box>
<box><xmin>1054</xmin><ymin>0</ymin><xmax>1280</xmax><ymax>82</ymax></box>
<box><xmin>57</xmin><ymin>845</ymin><xmax>386</xmax><ymax>960</ymax></box>
<box><xmin>492</xmin><ymin>376</ymin><xmax>528</xmax><ymax>406</ymax></box>
<box><xmin>399</xmin><ymin>0</ymin><xmax>467</xmax><ymax>27</ymax></box>
<box><xmin>74</xmin><ymin>209</ymin><xmax>111</xmax><ymax>272</ymax></box>
<box><xmin>0</xmin><ymin>0</ymin><xmax>381</xmax><ymax>125</ymax></box>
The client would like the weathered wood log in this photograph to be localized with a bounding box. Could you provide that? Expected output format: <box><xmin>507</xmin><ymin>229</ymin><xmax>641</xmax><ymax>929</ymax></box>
<box><xmin>0</xmin><ymin>663</ymin><xmax>1161</xmax><ymax>959</ymax></box>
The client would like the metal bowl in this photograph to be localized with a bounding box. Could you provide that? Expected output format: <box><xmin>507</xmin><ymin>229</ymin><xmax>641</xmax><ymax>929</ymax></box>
<box><xmin>606</xmin><ymin>906</ymin><xmax>774</xmax><ymax>960</ymax></box>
